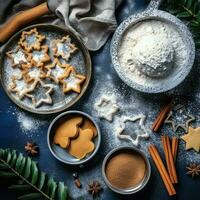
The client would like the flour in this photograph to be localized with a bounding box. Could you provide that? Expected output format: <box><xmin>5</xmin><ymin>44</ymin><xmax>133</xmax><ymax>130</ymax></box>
<box><xmin>119</xmin><ymin>20</ymin><xmax>188</xmax><ymax>82</ymax></box>
<box><xmin>7</xmin><ymin>106</ymin><xmax>46</xmax><ymax>137</ymax></box>
<box><xmin>83</xmin><ymin>66</ymin><xmax>200</xmax><ymax>165</ymax></box>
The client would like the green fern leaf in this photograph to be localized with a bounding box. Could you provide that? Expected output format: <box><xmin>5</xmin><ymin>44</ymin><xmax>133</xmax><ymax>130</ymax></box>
<box><xmin>38</xmin><ymin>172</ymin><xmax>46</xmax><ymax>190</ymax></box>
<box><xmin>46</xmin><ymin>177</ymin><xmax>57</xmax><ymax>198</ymax></box>
<box><xmin>57</xmin><ymin>182</ymin><xmax>68</xmax><ymax>200</ymax></box>
<box><xmin>31</xmin><ymin>161</ymin><xmax>38</xmax><ymax>185</ymax></box>
<box><xmin>0</xmin><ymin>171</ymin><xmax>17</xmax><ymax>178</ymax></box>
<box><xmin>8</xmin><ymin>184</ymin><xmax>31</xmax><ymax>191</ymax></box>
<box><xmin>24</xmin><ymin>157</ymin><xmax>31</xmax><ymax>179</ymax></box>
<box><xmin>18</xmin><ymin>193</ymin><xmax>43</xmax><ymax>200</ymax></box>
<box><xmin>162</xmin><ymin>0</ymin><xmax>200</xmax><ymax>49</ymax></box>
<box><xmin>0</xmin><ymin>149</ymin><xmax>69</xmax><ymax>200</ymax></box>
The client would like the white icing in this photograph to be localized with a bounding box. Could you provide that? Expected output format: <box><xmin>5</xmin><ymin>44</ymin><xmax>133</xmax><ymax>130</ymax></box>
<box><xmin>13</xmin><ymin>50</ymin><xmax>26</xmax><ymax>64</ymax></box>
<box><xmin>65</xmin><ymin>73</ymin><xmax>80</xmax><ymax>89</ymax></box>
<box><xmin>28</xmin><ymin>67</ymin><xmax>41</xmax><ymax>79</ymax></box>
<box><xmin>51</xmin><ymin>64</ymin><xmax>65</xmax><ymax>79</ymax></box>
<box><xmin>26</xmin><ymin>34</ymin><xmax>37</xmax><ymax>46</ymax></box>
<box><xmin>57</xmin><ymin>42</ymin><xmax>70</xmax><ymax>54</ymax></box>
<box><xmin>32</xmin><ymin>50</ymin><xmax>45</xmax><ymax>62</ymax></box>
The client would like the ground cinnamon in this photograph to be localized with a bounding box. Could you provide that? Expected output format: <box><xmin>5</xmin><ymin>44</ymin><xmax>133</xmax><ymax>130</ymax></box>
<box><xmin>105</xmin><ymin>151</ymin><xmax>146</xmax><ymax>189</ymax></box>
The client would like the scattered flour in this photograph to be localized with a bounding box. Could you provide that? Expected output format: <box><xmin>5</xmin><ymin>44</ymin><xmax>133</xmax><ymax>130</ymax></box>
<box><xmin>7</xmin><ymin>106</ymin><xmax>46</xmax><ymax>137</ymax></box>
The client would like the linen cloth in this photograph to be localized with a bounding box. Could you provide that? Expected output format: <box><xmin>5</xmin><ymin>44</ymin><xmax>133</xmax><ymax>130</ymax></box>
<box><xmin>0</xmin><ymin>0</ymin><xmax>122</xmax><ymax>51</ymax></box>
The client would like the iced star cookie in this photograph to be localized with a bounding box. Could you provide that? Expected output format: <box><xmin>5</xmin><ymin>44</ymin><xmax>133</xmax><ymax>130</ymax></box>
<box><xmin>22</xmin><ymin>63</ymin><xmax>47</xmax><ymax>83</ymax></box>
<box><xmin>94</xmin><ymin>95</ymin><xmax>119</xmax><ymax>122</ymax></box>
<box><xmin>25</xmin><ymin>79</ymin><xmax>54</xmax><ymax>108</ymax></box>
<box><xmin>68</xmin><ymin>128</ymin><xmax>95</xmax><ymax>159</ymax></box>
<box><xmin>45</xmin><ymin>58</ymin><xmax>70</xmax><ymax>83</ymax></box>
<box><xmin>27</xmin><ymin>45</ymin><xmax>50</xmax><ymax>67</ymax></box>
<box><xmin>8</xmin><ymin>74</ymin><xmax>36</xmax><ymax>100</ymax></box>
<box><xmin>19</xmin><ymin>28</ymin><xmax>45</xmax><ymax>52</ymax></box>
<box><xmin>52</xmin><ymin>35</ymin><xmax>78</xmax><ymax>61</ymax></box>
<box><xmin>60</xmin><ymin>66</ymin><xmax>86</xmax><ymax>94</ymax></box>
<box><xmin>6</xmin><ymin>46</ymin><xmax>28</xmax><ymax>67</ymax></box>
<box><xmin>54</xmin><ymin>116</ymin><xmax>83</xmax><ymax>148</ymax></box>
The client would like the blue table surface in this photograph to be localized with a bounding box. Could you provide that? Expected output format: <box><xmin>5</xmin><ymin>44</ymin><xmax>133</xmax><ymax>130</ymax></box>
<box><xmin>1</xmin><ymin>0</ymin><xmax>200</xmax><ymax>199</ymax></box>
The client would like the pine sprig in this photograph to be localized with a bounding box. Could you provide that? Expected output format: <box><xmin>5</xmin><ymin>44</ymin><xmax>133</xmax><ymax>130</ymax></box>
<box><xmin>161</xmin><ymin>0</ymin><xmax>200</xmax><ymax>48</ymax></box>
<box><xmin>0</xmin><ymin>149</ymin><xmax>69</xmax><ymax>200</ymax></box>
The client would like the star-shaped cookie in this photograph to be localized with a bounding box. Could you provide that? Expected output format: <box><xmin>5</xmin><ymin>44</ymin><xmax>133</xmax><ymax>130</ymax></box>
<box><xmin>181</xmin><ymin>126</ymin><xmax>200</xmax><ymax>152</ymax></box>
<box><xmin>52</xmin><ymin>35</ymin><xmax>77</xmax><ymax>61</ymax></box>
<box><xmin>26</xmin><ymin>79</ymin><xmax>54</xmax><ymax>108</ymax></box>
<box><xmin>19</xmin><ymin>28</ymin><xmax>45</xmax><ymax>52</ymax></box>
<box><xmin>27</xmin><ymin>45</ymin><xmax>50</xmax><ymax>67</ymax></box>
<box><xmin>45</xmin><ymin>58</ymin><xmax>70</xmax><ymax>83</ymax></box>
<box><xmin>8</xmin><ymin>75</ymin><xmax>36</xmax><ymax>100</ymax></box>
<box><xmin>94</xmin><ymin>95</ymin><xmax>119</xmax><ymax>122</ymax></box>
<box><xmin>116</xmin><ymin>114</ymin><xmax>149</xmax><ymax>146</ymax></box>
<box><xmin>22</xmin><ymin>64</ymin><xmax>47</xmax><ymax>83</ymax></box>
<box><xmin>165</xmin><ymin>107</ymin><xmax>195</xmax><ymax>133</ymax></box>
<box><xmin>60</xmin><ymin>66</ymin><xmax>86</xmax><ymax>93</ymax></box>
<box><xmin>6</xmin><ymin>46</ymin><xmax>28</xmax><ymax>67</ymax></box>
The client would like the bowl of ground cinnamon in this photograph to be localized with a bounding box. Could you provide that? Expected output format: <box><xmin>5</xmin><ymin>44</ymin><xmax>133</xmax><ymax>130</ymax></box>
<box><xmin>102</xmin><ymin>146</ymin><xmax>151</xmax><ymax>195</ymax></box>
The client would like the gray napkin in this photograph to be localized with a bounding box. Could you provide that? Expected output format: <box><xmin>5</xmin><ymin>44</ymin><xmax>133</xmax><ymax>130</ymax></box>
<box><xmin>3</xmin><ymin>0</ymin><xmax>122</xmax><ymax>51</ymax></box>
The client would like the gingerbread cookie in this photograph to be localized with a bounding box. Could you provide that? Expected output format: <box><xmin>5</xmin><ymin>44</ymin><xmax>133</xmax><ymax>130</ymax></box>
<box><xmin>8</xmin><ymin>74</ymin><xmax>35</xmax><ymax>100</ymax></box>
<box><xmin>22</xmin><ymin>64</ymin><xmax>47</xmax><ymax>83</ymax></box>
<box><xmin>25</xmin><ymin>79</ymin><xmax>54</xmax><ymax>108</ymax></box>
<box><xmin>60</xmin><ymin>66</ymin><xmax>86</xmax><ymax>94</ymax></box>
<box><xmin>19</xmin><ymin>28</ymin><xmax>45</xmax><ymax>52</ymax></box>
<box><xmin>52</xmin><ymin>35</ymin><xmax>77</xmax><ymax>61</ymax></box>
<box><xmin>81</xmin><ymin>118</ymin><xmax>97</xmax><ymax>137</ymax></box>
<box><xmin>6</xmin><ymin>46</ymin><xmax>28</xmax><ymax>67</ymax></box>
<box><xmin>27</xmin><ymin>45</ymin><xmax>50</xmax><ymax>67</ymax></box>
<box><xmin>45</xmin><ymin>58</ymin><xmax>70</xmax><ymax>83</ymax></box>
<box><xmin>181</xmin><ymin>126</ymin><xmax>200</xmax><ymax>152</ymax></box>
<box><xmin>68</xmin><ymin>128</ymin><xmax>95</xmax><ymax>159</ymax></box>
<box><xmin>54</xmin><ymin>116</ymin><xmax>83</xmax><ymax>148</ymax></box>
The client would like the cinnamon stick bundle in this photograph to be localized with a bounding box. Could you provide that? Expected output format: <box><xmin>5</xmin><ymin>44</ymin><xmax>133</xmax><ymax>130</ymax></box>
<box><xmin>151</xmin><ymin>101</ymin><xmax>172</xmax><ymax>133</ymax></box>
<box><xmin>148</xmin><ymin>145</ymin><xmax>176</xmax><ymax>196</ymax></box>
<box><xmin>161</xmin><ymin>136</ymin><xmax>178</xmax><ymax>184</ymax></box>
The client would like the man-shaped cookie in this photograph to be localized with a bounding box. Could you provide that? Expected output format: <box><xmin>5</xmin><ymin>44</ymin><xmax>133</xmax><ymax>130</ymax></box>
<box><xmin>68</xmin><ymin>128</ymin><xmax>95</xmax><ymax>159</ymax></box>
<box><xmin>54</xmin><ymin>117</ymin><xmax>83</xmax><ymax>148</ymax></box>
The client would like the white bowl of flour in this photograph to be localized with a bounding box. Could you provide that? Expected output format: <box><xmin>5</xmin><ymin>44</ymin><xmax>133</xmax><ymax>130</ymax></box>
<box><xmin>111</xmin><ymin>9</ymin><xmax>195</xmax><ymax>93</ymax></box>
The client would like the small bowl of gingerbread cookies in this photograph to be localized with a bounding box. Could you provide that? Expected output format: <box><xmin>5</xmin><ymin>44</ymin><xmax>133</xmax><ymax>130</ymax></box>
<box><xmin>47</xmin><ymin>110</ymin><xmax>101</xmax><ymax>165</ymax></box>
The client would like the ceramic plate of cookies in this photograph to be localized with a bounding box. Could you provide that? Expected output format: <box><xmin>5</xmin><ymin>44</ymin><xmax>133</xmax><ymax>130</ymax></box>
<box><xmin>0</xmin><ymin>24</ymin><xmax>91</xmax><ymax>114</ymax></box>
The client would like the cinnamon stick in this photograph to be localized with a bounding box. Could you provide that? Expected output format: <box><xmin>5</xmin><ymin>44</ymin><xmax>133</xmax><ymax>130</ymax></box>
<box><xmin>171</xmin><ymin>137</ymin><xmax>179</xmax><ymax>163</ymax></box>
<box><xmin>162</xmin><ymin>136</ymin><xmax>178</xmax><ymax>184</ymax></box>
<box><xmin>151</xmin><ymin>101</ymin><xmax>172</xmax><ymax>133</ymax></box>
<box><xmin>148</xmin><ymin>145</ymin><xmax>176</xmax><ymax>196</ymax></box>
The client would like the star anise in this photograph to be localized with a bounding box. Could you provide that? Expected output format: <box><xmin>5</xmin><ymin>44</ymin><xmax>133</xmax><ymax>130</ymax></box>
<box><xmin>186</xmin><ymin>163</ymin><xmax>200</xmax><ymax>177</ymax></box>
<box><xmin>25</xmin><ymin>142</ymin><xmax>39</xmax><ymax>156</ymax></box>
<box><xmin>88</xmin><ymin>181</ymin><xmax>102</xmax><ymax>197</ymax></box>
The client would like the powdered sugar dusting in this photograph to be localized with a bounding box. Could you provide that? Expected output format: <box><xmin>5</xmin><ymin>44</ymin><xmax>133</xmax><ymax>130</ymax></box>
<box><xmin>82</xmin><ymin>65</ymin><xmax>200</xmax><ymax>166</ymax></box>
<box><xmin>7</xmin><ymin>106</ymin><xmax>47</xmax><ymax>137</ymax></box>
